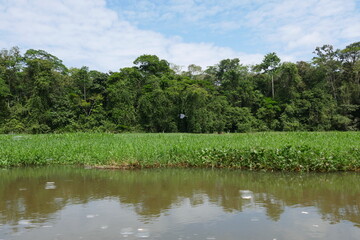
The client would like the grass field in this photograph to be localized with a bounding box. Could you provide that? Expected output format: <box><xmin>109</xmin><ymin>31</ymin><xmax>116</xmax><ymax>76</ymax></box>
<box><xmin>0</xmin><ymin>132</ymin><xmax>359</xmax><ymax>171</ymax></box>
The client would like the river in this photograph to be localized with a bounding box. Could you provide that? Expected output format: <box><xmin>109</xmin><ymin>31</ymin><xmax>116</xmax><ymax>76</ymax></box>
<box><xmin>0</xmin><ymin>167</ymin><xmax>359</xmax><ymax>240</ymax></box>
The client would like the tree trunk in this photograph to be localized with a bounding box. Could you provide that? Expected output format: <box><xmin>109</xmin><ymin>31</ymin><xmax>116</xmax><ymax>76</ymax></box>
<box><xmin>83</xmin><ymin>84</ymin><xmax>86</xmax><ymax>101</ymax></box>
<box><xmin>271</xmin><ymin>74</ymin><xmax>274</xmax><ymax>98</ymax></box>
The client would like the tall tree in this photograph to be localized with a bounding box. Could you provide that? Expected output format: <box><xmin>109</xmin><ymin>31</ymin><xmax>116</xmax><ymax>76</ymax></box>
<box><xmin>312</xmin><ymin>45</ymin><xmax>341</xmax><ymax>101</ymax></box>
<box><xmin>22</xmin><ymin>49</ymin><xmax>68</xmax><ymax>132</ymax></box>
<box><xmin>133</xmin><ymin>55</ymin><xmax>173</xmax><ymax>77</ymax></box>
<box><xmin>254</xmin><ymin>53</ymin><xmax>281</xmax><ymax>98</ymax></box>
<box><xmin>276</xmin><ymin>62</ymin><xmax>303</xmax><ymax>102</ymax></box>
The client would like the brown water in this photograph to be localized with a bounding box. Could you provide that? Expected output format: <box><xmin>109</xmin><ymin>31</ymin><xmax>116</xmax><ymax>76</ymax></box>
<box><xmin>0</xmin><ymin>167</ymin><xmax>359</xmax><ymax>240</ymax></box>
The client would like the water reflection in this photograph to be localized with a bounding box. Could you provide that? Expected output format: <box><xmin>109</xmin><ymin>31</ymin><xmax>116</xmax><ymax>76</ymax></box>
<box><xmin>0</xmin><ymin>167</ymin><xmax>359</xmax><ymax>239</ymax></box>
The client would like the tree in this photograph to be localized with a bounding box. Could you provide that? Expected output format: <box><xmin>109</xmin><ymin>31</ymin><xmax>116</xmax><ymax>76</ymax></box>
<box><xmin>138</xmin><ymin>88</ymin><xmax>177</xmax><ymax>132</ymax></box>
<box><xmin>276</xmin><ymin>62</ymin><xmax>303</xmax><ymax>102</ymax></box>
<box><xmin>0</xmin><ymin>45</ymin><xmax>359</xmax><ymax>133</ymax></box>
<box><xmin>107</xmin><ymin>70</ymin><xmax>139</xmax><ymax>130</ymax></box>
<box><xmin>181</xmin><ymin>84</ymin><xmax>215</xmax><ymax>133</ymax></box>
<box><xmin>339</xmin><ymin>42</ymin><xmax>360</xmax><ymax>103</ymax></box>
<box><xmin>340</xmin><ymin>41</ymin><xmax>360</xmax><ymax>66</ymax></box>
<box><xmin>312</xmin><ymin>45</ymin><xmax>341</xmax><ymax>100</ymax></box>
<box><xmin>339</xmin><ymin>42</ymin><xmax>360</xmax><ymax>129</ymax></box>
<box><xmin>254</xmin><ymin>53</ymin><xmax>281</xmax><ymax>98</ymax></box>
<box><xmin>183</xmin><ymin>64</ymin><xmax>203</xmax><ymax>80</ymax></box>
<box><xmin>21</xmin><ymin>49</ymin><xmax>69</xmax><ymax>132</ymax></box>
<box><xmin>225</xmin><ymin>106</ymin><xmax>259</xmax><ymax>132</ymax></box>
<box><xmin>133</xmin><ymin>55</ymin><xmax>173</xmax><ymax>77</ymax></box>
<box><xmin>71</xmin><ymin>67</ymin><xmax>91</xmax><ymax>101</ymax></box>
<box><xmin>0</xmin><ymin>47</ymin><xmax>22</xmax><ymax>98</ymax></box>
<box><xmin>216</xmin><ymin>58</ymin><xmax>247</xmax><ymax>90</ymax></box>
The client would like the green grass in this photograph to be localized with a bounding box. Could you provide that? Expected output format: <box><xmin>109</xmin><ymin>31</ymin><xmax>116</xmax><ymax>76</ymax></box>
<box><xmin>0</xmin><ymin>132</ymin><xmax>359</xmax><ymax>171</ymax></box>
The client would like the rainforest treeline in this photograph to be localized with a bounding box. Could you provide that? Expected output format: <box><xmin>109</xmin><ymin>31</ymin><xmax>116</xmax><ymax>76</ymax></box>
<box><xmin>0</xmin><ymin>42</ymin><xmax>359</xmax><ymax>133</ymax></box>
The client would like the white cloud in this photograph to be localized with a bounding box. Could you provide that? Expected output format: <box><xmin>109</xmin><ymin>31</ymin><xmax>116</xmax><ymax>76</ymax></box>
<box><xmin>0</xmin><ymin>0</ymin><xmax>261</xmax><ymax>71</ymax></box>
<box><xmin>166</xmin><ymin>42</ymin><xmax>263</xmax><ymax>68</ymax></box>
<box><xmin>110</xmin><ymin>0</ymin><xmax>359</xmax><ymax>63</ymax></box>
<box><xmin>0</xmin><ymin>0</ymin><xmax>358</xmax><ymax>71</ymax></box>
<box><xmin>245</xmin><ymin>0</ymin><xmax>360</xmax><ymax>54</ymax></box>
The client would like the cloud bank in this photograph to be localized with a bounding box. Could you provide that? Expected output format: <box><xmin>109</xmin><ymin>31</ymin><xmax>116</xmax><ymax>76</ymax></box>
<box><xmin>0</xmin><ymin>0</ymin><xmax>358</xmax><ymax>71</ymax></box>
<box><xmin>0</xmin><ymin>0</ymin><xmax>262</xmax><ymax>71</ymax></box>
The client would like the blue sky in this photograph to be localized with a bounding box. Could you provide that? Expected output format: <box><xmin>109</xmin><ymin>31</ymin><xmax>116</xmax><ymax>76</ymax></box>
<box><xmin>0</xmin><ymin>0</ymin><xmax>359</xmax><ymax>72</ymax></box>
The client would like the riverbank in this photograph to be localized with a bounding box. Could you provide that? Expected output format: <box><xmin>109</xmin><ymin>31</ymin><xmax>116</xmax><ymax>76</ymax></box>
<box><xmin>0</xmin><ymin>132</ymin><xmax>359</xmax><ymax>171</ymax></box>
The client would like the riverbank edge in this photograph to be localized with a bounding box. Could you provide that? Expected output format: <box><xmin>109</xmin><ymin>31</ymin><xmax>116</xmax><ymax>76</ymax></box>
<box><xmin>2</xmin><ymin>146</ymin><xmax>359</xmax><ymax>172</ymax></box>
<box><xmin>91</xmin><ymin>146</ymin><xmax>360</xmax><ymax>172</ymax></box>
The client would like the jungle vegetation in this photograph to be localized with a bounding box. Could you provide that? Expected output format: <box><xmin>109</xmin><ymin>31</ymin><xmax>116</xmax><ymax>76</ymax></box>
<box><xmin>0</xmin><ymin>42</ymin><xmax>359</xmax><ymax>133</ymax></box>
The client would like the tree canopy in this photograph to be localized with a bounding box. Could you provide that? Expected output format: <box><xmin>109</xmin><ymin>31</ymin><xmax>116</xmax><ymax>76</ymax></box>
<box><xmin>0</xmin><ymin>43</ymin><xmax>359</xmax><ymax>133</ymax></box>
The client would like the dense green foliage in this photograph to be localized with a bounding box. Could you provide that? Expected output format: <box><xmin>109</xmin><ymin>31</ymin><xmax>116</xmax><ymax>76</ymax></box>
<box><xmin>0</xmin><ymin>43</ymin><xmax>359</xmax><ymax>133</ymax></box>
<box><xmin>0</xmin><ymin>132</ymin><xmax>359</xmax><ymax>171</ymax></box>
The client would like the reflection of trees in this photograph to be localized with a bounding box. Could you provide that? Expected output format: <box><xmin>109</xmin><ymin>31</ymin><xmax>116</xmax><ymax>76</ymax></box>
<box><xmin>261</xmin><ymin>194</ymin><xmax>285</xmax><ymax>221</ymax></box>
<box><xmin>0</xmin><ymin>167</ymin><xmax>359</xmax><ymax>226</ymax></box>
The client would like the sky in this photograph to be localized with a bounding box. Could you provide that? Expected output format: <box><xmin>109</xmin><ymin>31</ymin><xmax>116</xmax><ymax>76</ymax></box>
<box><xmin>0</xmin><ymin>0</ymin><xmax>359</xmax><ymax>72</ymax></box>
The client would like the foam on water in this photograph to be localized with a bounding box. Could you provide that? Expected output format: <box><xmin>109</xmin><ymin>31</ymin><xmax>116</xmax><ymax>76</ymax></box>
<box><xmin>240</xmin><ymin>190</ymin><xmax>253</xmax><ymax>199</ymax></box>
<box><xmin>45</xmin><ymin>182</ymin><xmax>56</xmax><ymax>190</ymax></box>
<box><xmin>121</xmin><ymin>227</ymin><xmax>134</xmax><ymax>236</ymax></box>
<box><xmin>136</xmin><ymin>228</ymin><xmax>150</xmax><ymax>238</ymax></box>
<box><xmin>18</xmin><ymin>220</ymin><xmax>30</xmax><ymax>225</ymax></box>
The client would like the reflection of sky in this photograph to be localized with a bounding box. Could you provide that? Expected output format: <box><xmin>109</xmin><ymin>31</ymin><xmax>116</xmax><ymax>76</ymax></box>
<box><xmin>269</xmin><ymin>207</ymin><xmax>360</xmax><ymax>240</ymax></box>
<box><xmin>2</xmin><ymin>197</ymin><xmax>360</xmax><ymax>240</ymax></box>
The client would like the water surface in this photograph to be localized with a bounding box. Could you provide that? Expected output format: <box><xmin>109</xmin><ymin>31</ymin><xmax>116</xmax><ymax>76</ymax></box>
<box><xmin>0</xmin><ymin>167</ymin><xmax>359</xmax><ymax>240</ymax></box>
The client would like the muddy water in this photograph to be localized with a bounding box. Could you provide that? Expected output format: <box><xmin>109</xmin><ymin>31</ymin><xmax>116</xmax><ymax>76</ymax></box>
<box><xmin>0</xmin><ymin>167</ymin><xmax>359</xmax><ymax>240</ymax></box>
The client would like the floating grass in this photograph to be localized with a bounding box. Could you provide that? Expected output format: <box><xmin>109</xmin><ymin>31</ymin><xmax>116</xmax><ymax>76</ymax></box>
<box><xmin>0</xmin><ymin>132</ymin><xmax>359</xmax><ymax>172</ymax></box>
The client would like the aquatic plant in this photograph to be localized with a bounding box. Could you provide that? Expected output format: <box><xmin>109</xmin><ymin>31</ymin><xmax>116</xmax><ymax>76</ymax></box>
<box><xmin>0</xmin><ymin>132</ymin><xmax>359</xmax><ymax>172</ymax></box>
